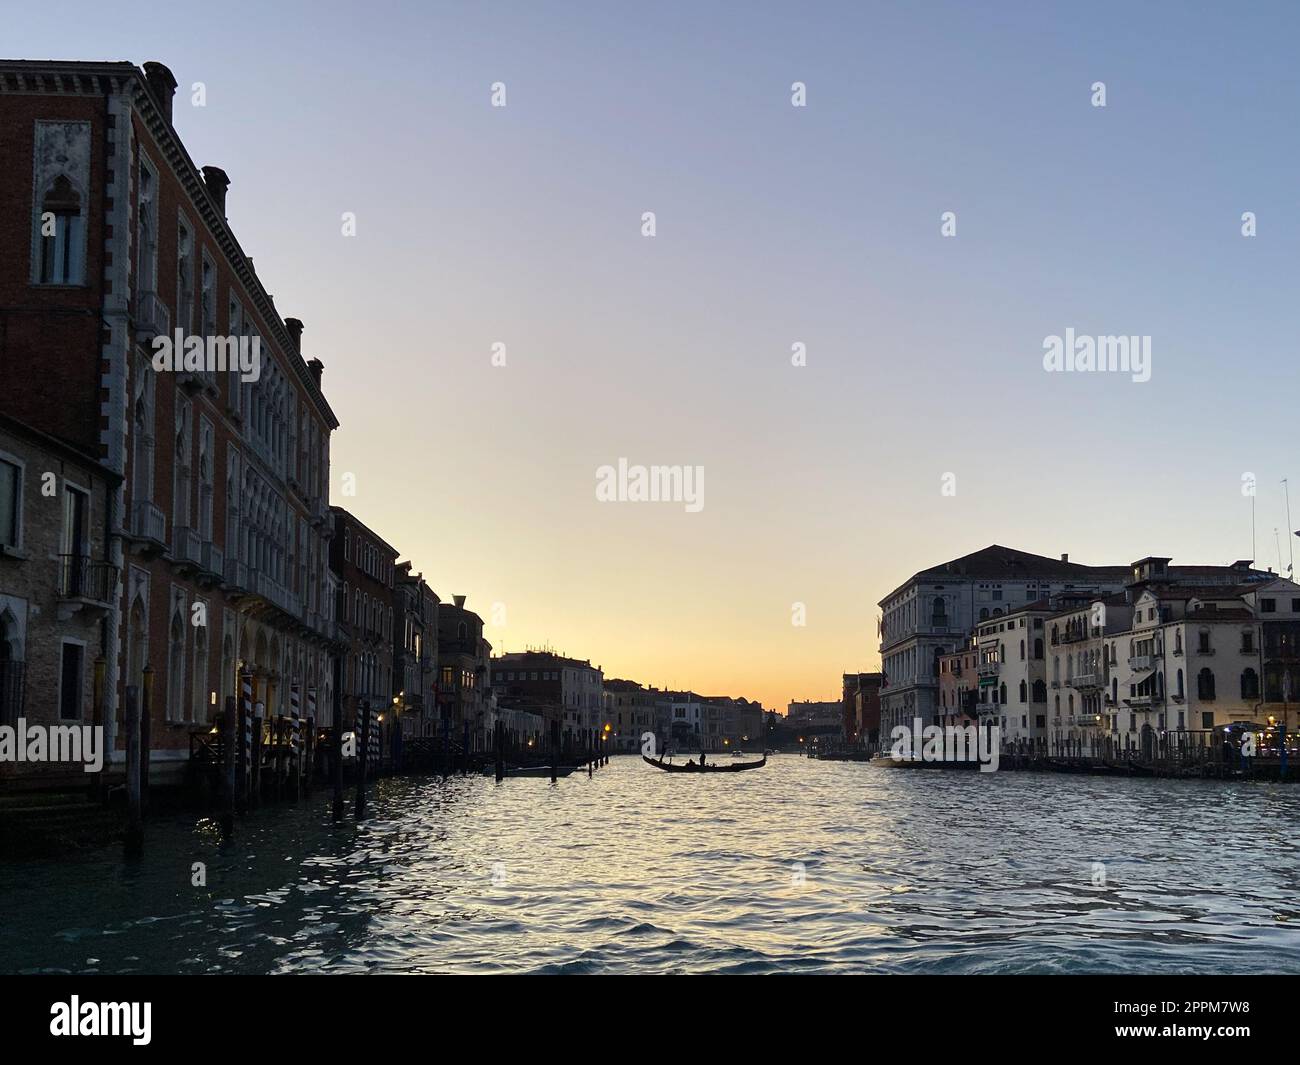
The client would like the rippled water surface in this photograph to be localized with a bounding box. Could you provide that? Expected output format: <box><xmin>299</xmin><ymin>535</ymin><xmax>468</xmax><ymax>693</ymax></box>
<box><xmin>3</xmin><ymin>756</ymin><xmax>1299</xmax><ymax>973</ymax></box>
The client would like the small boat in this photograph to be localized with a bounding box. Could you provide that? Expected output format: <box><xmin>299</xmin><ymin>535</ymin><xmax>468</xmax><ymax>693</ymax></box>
<box><xmin>730</xmin><ymin>749</ymin><xmax>746</xmax><ymax>757</ymax></box>
<box><xmin>484</xmin><ymin>765</ymin><xmax>578</xmax><ymax>778</ymax></box>
<box><xmin>642</xmin><ymin>754</ymin><xmax>767</xmax><ymax>773</ymax></box>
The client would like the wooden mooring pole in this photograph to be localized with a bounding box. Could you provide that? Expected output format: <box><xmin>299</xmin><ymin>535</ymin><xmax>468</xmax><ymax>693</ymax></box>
<box><xmin>494</xmin><ymin>720</ymin><xmax>504</xmax><ymax>782</ymax></box>
<box><xmin>250</xmin><ymin>699</ymin><xmax>263</xmax><ymax>808</ymax></box>
<box><xmin>92</xmin><ymin>655</ymin><xmax>106</xmax><ymax>804</ymax></box>
<box><xmin>290</xmin><ymin>684</ymin><xmax>302</xmax><ymax>802</ymax></box>
<box><xmin>140</xmin><ymin>664</ymin><xmax>153</xmax><ymax>814</ymax></box>
<box><xmin>356</xmin><ymin>701</ymin><xmax>371</xmax><ymax>818</ymax></box>
<box><xmin>274</xmin><ymin>711</ymin><xmax>287</xmax><ymax>801</ymax></box>
<box><xmin>238</xmin><ymin>670</ymin><xmax>252</xmax><ymax>815</ymax></box>
<box><xmin>124</xmin><ymin>685</ymin><xmax>143</xmax><ymax>858</ymax></box>
<box><xmin>221</xmin><ymin>696</ymin><xmax>236</xmax><ymax>839</ymax></box>
<box><xmin>332</xmin><ymin>661</ymin><xmax>344</xmax><ymax>821</ymax></box>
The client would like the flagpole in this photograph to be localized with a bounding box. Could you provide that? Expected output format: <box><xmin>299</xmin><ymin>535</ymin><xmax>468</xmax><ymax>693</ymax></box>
<box><xmin>1284</xmin><ymin>478</ymin><xmax>1294</xmax><ymax>579</ymax></box>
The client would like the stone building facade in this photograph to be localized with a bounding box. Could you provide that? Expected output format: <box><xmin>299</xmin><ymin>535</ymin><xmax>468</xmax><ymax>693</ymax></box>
<box><xmin>0</xmin><ymin>413</ymin><xmax>120</xmax><ymax>785</ymax></box>
<box><xmin>0</xmin><ymin>60</ymin><xmax>340</xmax><ymax>783</ymax></box>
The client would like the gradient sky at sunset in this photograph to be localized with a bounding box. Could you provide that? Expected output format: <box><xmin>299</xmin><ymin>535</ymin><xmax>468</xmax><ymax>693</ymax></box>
<box><xmin>15</xmin><ymin>1</ymin><xmax>1300</xmax><ymax>713</ymax></box>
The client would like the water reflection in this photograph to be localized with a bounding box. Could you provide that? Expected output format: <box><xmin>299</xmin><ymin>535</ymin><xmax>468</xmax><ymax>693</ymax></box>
<box><xmin>2</xmin><ymin>758</ymin><xmax>1298</xmax><ymax>973</ymax></box>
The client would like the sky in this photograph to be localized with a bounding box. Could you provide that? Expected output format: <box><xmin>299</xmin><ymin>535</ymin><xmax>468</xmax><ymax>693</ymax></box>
<box><xmin>12</xmin><ymin>1</ymin><xmax>1300</xmax><ymax>713</ymax></box>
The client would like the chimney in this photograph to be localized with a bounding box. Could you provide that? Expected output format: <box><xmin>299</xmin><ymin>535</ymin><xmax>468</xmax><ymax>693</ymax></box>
<box><xmin>142</xmin><ymin>62</ymin><xmax>178</xmax><ymax>125</ymax></box>
<box><xmin>306</xmin><ymin>358</ymin><xmax>323</xmax><ymax>386</ymax></box>
<box><xmin>453</xmin><ymin>595</ymin><xmax>466</xmax><ymax>609</ymax></box>
<box><xmin>285</xmin><ymin>318</ymin><xmax>304</xmax><ymax>350</ymax></box>
<box><xmin>201</xmin><ymin>166</ymin><xmax>230</xmax><ymax>217</ymax></box>
<box><xmin>1060</xmin><ymin>553</ymin><xmax>1069</xmax><ymax>563</ymax></box>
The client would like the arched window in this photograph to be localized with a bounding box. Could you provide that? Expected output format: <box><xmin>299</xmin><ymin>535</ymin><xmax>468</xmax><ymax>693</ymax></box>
<box><xmin>1032</xmin><ymin>679</ymin><xmax>1046</xmax><ymax>703</ymax></box>
<box><xmin>1176</xmin><ymin>669</ymin><xmax>1184</xmax><ymax>698</ymax></box>
<box><xmin>1019</xmin><ymin>680</ymin><xmax>1027</xmax><ymax>703</ymax></box>
<box><xmin>1198</xmin><ymin>629</ymin><xmax>1211</xmax><ymax>654</ymax></box>
<box><xmin>1197</xmin><ymin>668</ymin><xmax>1216</xmax><ymax>701</ymax></box>
<box><xmin>36</xmin><ymin>175</ymin><xmax>85</xmax><ymax>285</ymax></box>
<box><xmin>999</xmin><ymin>682</ymin><xmax>1007</xmax><ymax>705</ymax></box>
<box><xmin>191</xmin><ymin>624</ymin><xmax>208</xmax><ymax>723</ymax></box>
<box><xmin>931</xmin><ymin>596</ymin><xmax>946</xmax><ymax>625</ymax></box>
<box><xmin>1241</xmin><ymin>668</ymin><xmax>1259</xmax><ymax>700</ymax></box>
<box><xmin>167</xmin><ymin>613</ymin><xmax>186</xmax><ymax>722</ymax></box>
<box><xmin>0</xmin><ymin>610</ymin><xmax>23</xmax><ymax>725</ymax></box>
<box><xmin>1019</xmin><ymin>640</ymin><xmax>1025</xmax><ymax>661</ymax></box>
<box><xmin>1033</xmin><ymin>637</ymin><xmax>1043</xmax><ymax>660</ymax></box>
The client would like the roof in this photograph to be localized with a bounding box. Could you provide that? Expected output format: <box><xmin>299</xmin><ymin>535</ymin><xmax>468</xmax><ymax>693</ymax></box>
<box><xmin>881</xmin><ymin>544</ymin><xmax>1129</xmax><ymax>605</ymax></box>
<box><xmin>1185</xmin><ymin>607</ymin><xmax>1254</xmax><ymax>621</ymax></box>
<box><xmin>329</xmin><ymin>506</ymin><xmax>399</xmax><ymax>556</ymax></box>
<box><xmin>494</xmin><ymin>650</ymin><xmax>599</xmax><ymax>671</ymax></box>
<box><xmin>1138</xmin><ymin>583</ymin><xmax>1253</xmax><ymax>602</ymax></box>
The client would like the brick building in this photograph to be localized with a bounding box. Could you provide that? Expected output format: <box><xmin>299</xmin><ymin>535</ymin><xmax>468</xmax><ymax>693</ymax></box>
<box><xmin>0</xmin><ymin>59</ymin><xmax>340</xmax><ymax>782</ymax></box>
<box><xmin>0</xmin><ymin>413</ymin><xmax>120</xmax><ymax>784</ymax></box>
<box><xmin>329</xmin><ymin>507</ymin><xmax>397</xmax><ymax>739</ymax></box>
<box><xmin>602</xmin><ymin>678</ymin><xmax>659</xmax><ymax>752</ymax></box>
<box><xmin>438</xmin><ymin>598</ymin><xmax>492</xmax><ymax>752</ymax></box>
<box><xmin>842</xmin><ymin>671</ymin><xmax>884</xmax><ymax>744</ymax></box>
<box><xmin>493</xmin><ymin>649</ymin><xmax>601</xmax><ymax>747</ymax></box>
<box><xmin>393</xmin><ymin>561</ymin><xmax>438</xmax><ymax>736</ymax></box>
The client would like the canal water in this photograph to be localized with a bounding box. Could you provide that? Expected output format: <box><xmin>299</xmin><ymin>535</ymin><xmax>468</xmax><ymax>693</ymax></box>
<box><xmin>2</xmin><ymin>756</ymin><xmax>1298</xmax><ymax>974</ymax></box>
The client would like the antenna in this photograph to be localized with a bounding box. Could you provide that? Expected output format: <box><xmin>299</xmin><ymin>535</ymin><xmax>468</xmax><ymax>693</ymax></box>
<box><xmin>1285</xmin><ymin>479</ymin><xmax>1295</xmax><ymax>578</ymax></box>
<box><xmin>1252</xmin><ymin>490</ymin><xmax>1257</xmax><ymax>571</ymax></box>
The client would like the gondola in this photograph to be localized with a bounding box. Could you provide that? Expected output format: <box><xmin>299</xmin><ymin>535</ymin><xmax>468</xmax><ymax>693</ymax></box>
<box><xmin>642</xmin><ymin>754</ymin><xmax>767</xmax><ymax>773</ymax></box>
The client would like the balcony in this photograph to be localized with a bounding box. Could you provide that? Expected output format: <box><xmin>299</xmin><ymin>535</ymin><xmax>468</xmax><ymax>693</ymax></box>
<box><xmin>255</xmin><ymin>571</ymin><xmax>302</xmax><ymax>619</ymax></box>
<box><xmin>57</xmin><ymin>555</ymin><xmax>117</xmax><ymax>620</ymax></box>
<box><xmin>976</xmin><ymin>660</ymin><xmax>1000</xmax><ymax>678</ymax></box>
<box><xmin>1070</xmin><ymin>672</ymin><xmax>1101</xmax><ymax>691</ymax></box>
<box><xmin>128</xmin><ymin>499</ymin><xmax>167</xmax><ymax>552</ymax></box>
<box><xmin>135</xmin><ymin>289</ymin><xmax>170</xmax><ymax>341</ymax></box>
<box><xmin>309</xmin><ymin>498</ymin><xmax>329</xmax><ymax>528</ymax></box>
<box><xmin>199</xmin><ymin>540</ymin><xmax>224</xmax><ymax>581</ymax></box>
<box><xmin>224</xmin><ymin>556</ymin><xmax>249</xmax><ymax>593</ymax></box>
<box><xmin>173</xmin><ymin>526</ymin><xmax>203</xmax><ymax>568</ymax></box>
<box><xmin>1128</xmin><ymin>655</ymin><xmax>1153</xmax><ymax>672</ymax></box>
